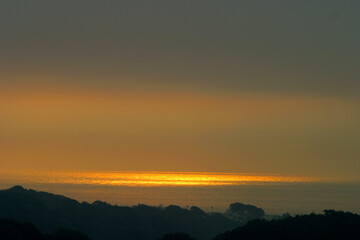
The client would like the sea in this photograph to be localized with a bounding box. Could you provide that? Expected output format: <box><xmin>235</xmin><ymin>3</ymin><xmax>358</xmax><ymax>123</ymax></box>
<box><xmin>0</xmin><ymin>171</ymin><xmax>359</xmax><ymax>215</ymax></box>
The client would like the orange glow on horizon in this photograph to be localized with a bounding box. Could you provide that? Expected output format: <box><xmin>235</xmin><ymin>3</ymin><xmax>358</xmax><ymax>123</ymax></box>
<box><xmin>1</xmin><ymin>84</ymin><xmax>359</xmax><ymax>181</ymax></box>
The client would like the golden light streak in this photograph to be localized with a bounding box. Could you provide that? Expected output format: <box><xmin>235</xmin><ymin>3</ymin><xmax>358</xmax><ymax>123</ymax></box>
<box><xmin>1</xmin><ymin>171</ymin><xmax>321</xmax><ymax>187</ymax></box>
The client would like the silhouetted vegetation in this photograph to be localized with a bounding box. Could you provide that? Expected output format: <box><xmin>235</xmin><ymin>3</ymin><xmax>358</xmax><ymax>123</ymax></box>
<box><xmin>0</xmin><ymin>219</ymin><xmax>91</xmax><ymax>240</ymax></box>
<box><xmin>225</xmin><ymin>202</ymin><xmax>265</xmax><ymax>224</ymax></box>
<box><xmin>0</xmin><ymin>186</ymin><xmax>249</xmax><ymax>240</ymax></box>
<box><xmin>214</xmin><ymin>210</ymin><xmax>360</xmax><ymax>240</ymax></box>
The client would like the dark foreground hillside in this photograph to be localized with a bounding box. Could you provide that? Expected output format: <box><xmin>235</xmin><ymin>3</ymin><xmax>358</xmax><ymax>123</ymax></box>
<box><xmin>0</xmin><ymin>186</ymin><xmax>250</xmax><ymax>240</ymax></box>
<box><xmin>214</xmin><ymin>210</ymin><xmax>360</xmax><ymax>240</ymax></box>
<box><xmin>0</xmin><ymin>219</ymin><xmax>90</xmax><ymax>240</ymax></box>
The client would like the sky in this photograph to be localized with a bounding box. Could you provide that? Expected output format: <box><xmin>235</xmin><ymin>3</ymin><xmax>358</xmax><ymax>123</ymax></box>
<box><xmin>1</xmin><ymin>1</ymin><xmax>360</xmax><ymax>181</ymax></box>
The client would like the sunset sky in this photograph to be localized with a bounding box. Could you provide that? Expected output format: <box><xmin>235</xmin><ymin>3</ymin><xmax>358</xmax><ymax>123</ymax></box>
<box><xmin>1</xmin><ymin>1</ymin><xmax>360</xmax><ymax>183</ymax></box>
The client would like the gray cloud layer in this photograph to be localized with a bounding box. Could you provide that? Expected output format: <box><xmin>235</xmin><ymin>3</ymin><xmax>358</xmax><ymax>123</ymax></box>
<box><xmin>1</xmin><ymin>1</ymin><xmax>360</xmax><ymax>95</ymax></box>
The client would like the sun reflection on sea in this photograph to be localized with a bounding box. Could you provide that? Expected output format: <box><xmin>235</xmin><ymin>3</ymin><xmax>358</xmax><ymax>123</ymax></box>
<box><xmin>11</xmin><ymin>171</ymin><xmax>319</xmax><ymax>187</ymax></box>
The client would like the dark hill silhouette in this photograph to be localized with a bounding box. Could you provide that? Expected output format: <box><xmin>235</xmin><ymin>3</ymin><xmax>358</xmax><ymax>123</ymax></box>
<box><xmin>0</xmin><ymin>186</ymin><xmax>248</xmax><ymax>240</ymax></box>
<box><xmin>0</xmin><ymin>219</ymin><xmax>43</xmax><ymax>240</ymax></box>
<box><xmin>0</xmin><ymin>219</ymin><xmax>91</xmax><ymax>240</ymax></box>
<box><xmin>214</xmin><ymin>210</ymin><xmax>360</xmax><ymax>240</ymax></box>
<box><xmin>157</xmin><ymin>232</ymin><xmax>196</xmax><ymax>240</ymax></box>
